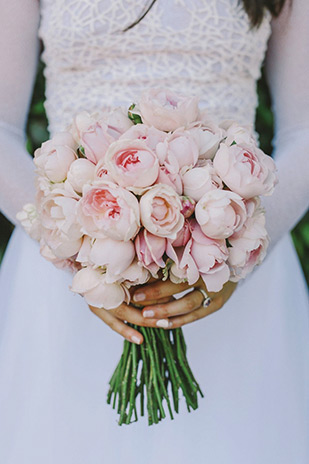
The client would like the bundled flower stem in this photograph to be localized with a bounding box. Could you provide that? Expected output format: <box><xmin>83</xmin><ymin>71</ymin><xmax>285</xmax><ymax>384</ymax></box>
<box><xmin>107</xmin><ymin>325</ymin><xmax>203</xmax><ymax>425</ymax></box>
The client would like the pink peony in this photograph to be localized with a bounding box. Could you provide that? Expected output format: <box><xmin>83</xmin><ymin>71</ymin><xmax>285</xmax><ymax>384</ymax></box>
<box><xmin>195</xmin><ymin>189</ymin><xmax>247</xmax><ymax>239</ymax></box>
<box><xmin>76</xmin><ymin>236</ymin><xmax>135</xmax><ymax>283</ymax></box>
<box><xmin>78</xmin><ymin>181</ymin><xmax>140</xmax><ymax>241</ymax></box>
<box><xmin>156</xmin><ymin>130</ymin><xmax>199</xmax><ymax>172</ymax></box>
<box><xmin>34</xmin><ymin>132</ymin><xmax>77</xmax><ymax>183</ymax></box>
<box><xmin>67</xmin><ymin>158</ymin><xmax>95</xmax><ymax>193</ymax></box>
<box><xmin>135</xmin><ymin>229</ymin><xmax>167</xmax><ymax>276</ymax></box>
<box><xmin>140</xmin><ymin>184</ymin><xmax>184</xmax><ymax>239</ymax></box>
<box><xmin>190</xmin><ymin>222</ymin><xmax>230</xmax><ymax>291</ymax></box>
<box><xmin>105</xmin><ymin>139</ymin><xmax>159</xmax><ymax>188</ymax></box>
<box><xmin>139</xmin><ymin>88</ymin><xmax>199</xmax><ymax>132</ymax></box>
<box><xmin>213</xmin><ymin>142</ymin><xmax>277</xmax><ymax>199</ymax></box>
<box><xmin>228</xmin><ymin>200</ymin><xmax>269</xmax><ymax>281</ymax></box>
<box><xmin>40</xmin><ymin>192</ymin><xmax>83</xmax><ymax>258</ymax></box>
<box><xmin>119</xmin><ymin>124</ymin><xmax>167</xmax><ymax>151</ymax></box>
<box><xmin>71</xmin><ymin>267</ymin><xmax>126</xmax><ymax>309</ymax></box>
<box><xmin>182</xmin><ymin>161</ymin><xmax>223</xmax><ymax>202</ymax></box>
<box><xmin>71</xmin><ymin>111</ymin><xmax>116</xmax><ymax>164</ymax></box>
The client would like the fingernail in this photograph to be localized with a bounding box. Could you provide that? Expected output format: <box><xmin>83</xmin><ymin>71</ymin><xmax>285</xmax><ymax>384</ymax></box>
<box><xmin>133</xmin><ymin>292</ymin><xmax>145</xmax><ymax>302</ymax></box>
<box><xmin>156</xmin><ymin>319</ymin><xmax>170</xmax><ymax>329</ymax></box>
<box><xmin>131</xmin><ymin>335</ymin><xmax>142</xmax><ymax>345</ymax></box>
<box><xmin>143</xmin><ymin>309</ymin><xmax>155</xmax><ymax>318</ymax></box>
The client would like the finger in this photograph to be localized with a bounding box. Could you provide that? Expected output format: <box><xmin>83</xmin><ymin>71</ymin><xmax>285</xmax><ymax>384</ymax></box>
<box><xmin>89</xmin><ymin>305</ymin><xmax>144</xmax><ymax>344</ymax></box>
<box><xmin>169</xmin><ymin>297</ymin><xmax>223</xmax><ymax>328</ymax></box>
<box><xmin>142</xmin><ymin>290</ymin><xmax>204</xmax><ymax>319</ymax></box>
<box><xmin>110</xmin><ymin>303</ymin><xmax>169</xmax><ymax>329</ymax></box>
<box><xmin>133</xmin><ymin>280</ymin><xmax>191</xmax><ymax>303</ymax></box>
<box><xmin>131</xmin><ymin>296</ymin><xmax>174</xmax><ymax>308</ymax></box>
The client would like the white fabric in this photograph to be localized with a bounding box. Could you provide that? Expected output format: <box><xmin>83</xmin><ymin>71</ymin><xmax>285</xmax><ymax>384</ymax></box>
<box><xmin>0</xmin><ymin>0</ymin><xmax>308</xmax><ymax>463</ymax></box>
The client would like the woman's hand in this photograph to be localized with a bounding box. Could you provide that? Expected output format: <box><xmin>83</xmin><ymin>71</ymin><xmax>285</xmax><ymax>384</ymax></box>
<box><xmin>133</xmin><ymin>278</ymin><xmax>238</xmax><ymax>329</ymax></box>
<box><xmin>88</xmin><ymin>294</ymin><xmax>172</xmax><ymax>345</ymax></box>
<box><xmin>89</xmin><ymin>278</ymin><xmax>237</xmax><ymax>344</ymax></box>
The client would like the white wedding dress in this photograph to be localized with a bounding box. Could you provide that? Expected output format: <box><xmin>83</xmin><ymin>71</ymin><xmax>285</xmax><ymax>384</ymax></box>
<box><xmin>0</xmin><ymin>1</ymin><xmax>308</xmax><ymax>463</ymax></box>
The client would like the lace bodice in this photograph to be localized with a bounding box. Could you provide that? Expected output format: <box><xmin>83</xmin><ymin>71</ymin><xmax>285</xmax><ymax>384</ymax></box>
<box><xmin>38</xmin><ymin>0</ymin><xmax>272</xmax><ymax>135</ymax></box>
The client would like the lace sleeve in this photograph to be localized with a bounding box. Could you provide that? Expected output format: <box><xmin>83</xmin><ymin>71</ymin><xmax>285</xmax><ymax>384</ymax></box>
<box><xmin>263</xmin><ymin>0</ymin><xmax>309</xmax><ymax>249</ymax></box>
<box><xmin>0</xmin><ymin>0</ymin><xmax>40</xmax><ymax>225</ymax></box>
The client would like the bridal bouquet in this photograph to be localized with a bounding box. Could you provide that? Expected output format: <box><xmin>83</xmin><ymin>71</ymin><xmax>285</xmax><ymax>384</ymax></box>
<box><xmin>18</xmin><ymin>88</ymin><xmax>277</xmax><ymax>425</ymax></box>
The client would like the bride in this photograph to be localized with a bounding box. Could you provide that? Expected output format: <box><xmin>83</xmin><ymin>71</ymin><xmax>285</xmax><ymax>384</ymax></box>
<box><xmin>0</xmin><ymin>0</ymin><xmax>308</xmax><ymax>463</ymax></box>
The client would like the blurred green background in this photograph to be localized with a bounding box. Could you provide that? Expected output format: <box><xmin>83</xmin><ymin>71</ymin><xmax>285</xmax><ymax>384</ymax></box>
<box><xmin>0</xmin><ymin>61</ymin><xmax>308</xmax><ymax>284</ymax></box>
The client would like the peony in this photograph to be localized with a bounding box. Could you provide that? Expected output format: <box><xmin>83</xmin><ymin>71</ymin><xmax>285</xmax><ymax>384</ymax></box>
<box><xmin>135</xmin><ymin>229</ymin><xmax>166</xmax><ymax>276</ymax></box>
<box><xmin>220</xmin><ymin>120</ymin><xmax>257</xmax><ymax>146</ymax></box>
<box><xmin>67</xmin><ymin>158</ymin><xmax>95</xmax><ymax>193</ymax></box>
<box><xmin>190</xmin><ymin>222</ymin><xmax>230</xmax><ymax>291</ymax></box>
<box><xmin>188</xmin><ymin>120</ymin><xmax>223</xmax><ymax>160</ymax></box>
<box><xmin>121</xmin><ymin>260</ymin><xmax>150</xmax><ymax>287</ymax></box>
<box><xmin>78</xmin><ymin>181</ymin><xmax>140</xmax><ymax>241</ymax></box>
<box><xmin>119</xmin><ymin>124</ymin><xmax>167</xmax><ymax>151</ymax></box>
<box><xmin>76</xmin><ymin>236</ymin><xmax>135</xmax><ymax>283</ymax></box>
<box><xmin>71</xmin><ymin>111</ymin><xmax>116</xmax><ymax>164</ymax></box>
<box><xmin>156</xmin><ymin>166</ymin><xmax>183</xmax><ymax>194</ymax></box>
<box><xmin>100</xmin><ymin>107</ymin><xmax>134</xmax><ymax>139</ymax></box>
<box><xmin>40</xmin><ymin>192</ymin><xmax>83</xmax><ymax>258</ymax></box>
<box><xmin>156</xmin><ymin>130</ymin><xmax>199</xmax><ymax>172</ymax></box>
<box><xmin>34</xmin><ymin>132</ymin><xmax>77</xmax><ymax>183</ymax></box>
<box><xmin>40</xmin><ymin>243</ymin><xmax>82</xmax><ymax>273</ymax></box>
<box><xmin>71</xmin><ymin>266</ymin><xmax>126</xmax><ymax>309</ymax></box>
<box><xmin>139</xmin><ymin>88</ymin><xmax>199</xmax><ymax>132</ymax></box>
<box><xmin>213</xmin><ymin>142</ymin><xmax>277</xmax><ymax>199</ymax></box>
<box><xmin>182</xmin><ymin>161</ymin><xmax>223</xmax><ymax>202</ymax></box>
<box><xmin>140</xmin><ymin>184</ymin><xmax>184</xmax><ymax>239</ymax></box>
<box><xmin>105</xmin><ymin>139</ymin><xmax>159</xmax><ymax>188</ymax></box>
<box><xmin>195</xmin><ymin>189</ymin><xmax>247</xmax><ymax>239</ymax></box>
<box><xmin>228</xmin><ymin>201</ymin><xmax>269</xmax><ymax>281</ymax></box>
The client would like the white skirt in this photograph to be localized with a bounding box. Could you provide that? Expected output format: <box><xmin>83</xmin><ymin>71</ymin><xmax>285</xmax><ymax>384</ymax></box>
<box><xmin>0</xmin><ymin>226</ymin><xmax>308</xmax><ymax>464</ymax></box>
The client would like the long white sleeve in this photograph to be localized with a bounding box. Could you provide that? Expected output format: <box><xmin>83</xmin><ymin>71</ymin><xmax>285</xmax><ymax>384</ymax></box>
<box><xmin>0</xmin><ymin>0</ymin><xmax>40</xmax><ymax>225</ymax></box>
<box><xmin>263</xmin><ymin>0</ymin><xmax>309</xmax><ymax>249</ymax></box>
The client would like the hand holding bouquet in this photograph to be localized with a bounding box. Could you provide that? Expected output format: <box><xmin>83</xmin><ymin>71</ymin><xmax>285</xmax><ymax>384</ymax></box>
<box><xmin>18</xmin><ymin>88</ymin><xmax>277</xmax><ymax>425</ymax></box>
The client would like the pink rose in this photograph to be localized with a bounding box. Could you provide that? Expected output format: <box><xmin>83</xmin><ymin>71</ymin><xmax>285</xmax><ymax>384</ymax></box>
<box><xmin>34</xmin><ymin>132</ymin><xmax>77</xmax><ymax>183</ymax></box>
<box><xmin>135</xmin><ymin>229</ymin><xmax>167</xmax><ymax>276</ymax></box>
<box><xmin>105</xmin><ymin>139</ymin><xmax>159</xmax><ymax>188</ymax></box>
<box><xmin>72</xmin><ymin>111</ymin><xmax>116</xmax><ymax>164</ymax></box>
<box><xmin>213</xmin><ymin>142</ymin><xmax>277</xmax><ymax>199</ymax></box>
<box><xmin>182</xmin><ymin>161</ymin><xmax>223</xmax><ymax>201</ymax></box>
<box><xmin>140</xmin><ymin>184</ymin><xmax>184</xmax><ymax>239</ymax></box>
<box><xmin>78</xmin><ymin>182</ymin><xmax>140</xmax><ymax>241</ymax></box>
<box><xmin>40</xmin><ymin>192</ymin><xmax>83</xmax><ymax>258</ymax></box>
<box><xmin>190</xmin><ymin>222</ymin><xmax>230</xmax><ymax>292</ymax></box>
<box><xmin>139</xmin><ymin>88</ymin><xmax>199</xmax><ymax>132</ymax></box>
<box><xmin>156</xmin><ymin>130</ymin><xmax>199</xmax><ymax>172</ymax></box>
<box><xmin>119</xmin><ymin>124</ymin><xmax>167</xmax><ymax>151</ymax></box>
<box><xmin>67</xmin><ymin>158</ymin><xmax>95</xmax><ymax>193</ymax></box>
<box><xmin>195</xmin><ymin>189</ymin><xmax>247</xmax><ymax>239</ymax></box>
<box><xmin>71</xmin><ymin>267</ymin><xmax>126</xmax><ymax>309</ymax></box>
<box><xmin>228</xmin><ymin>201</ymin><xmax>269</xmax><ymax>281</ymax></box>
